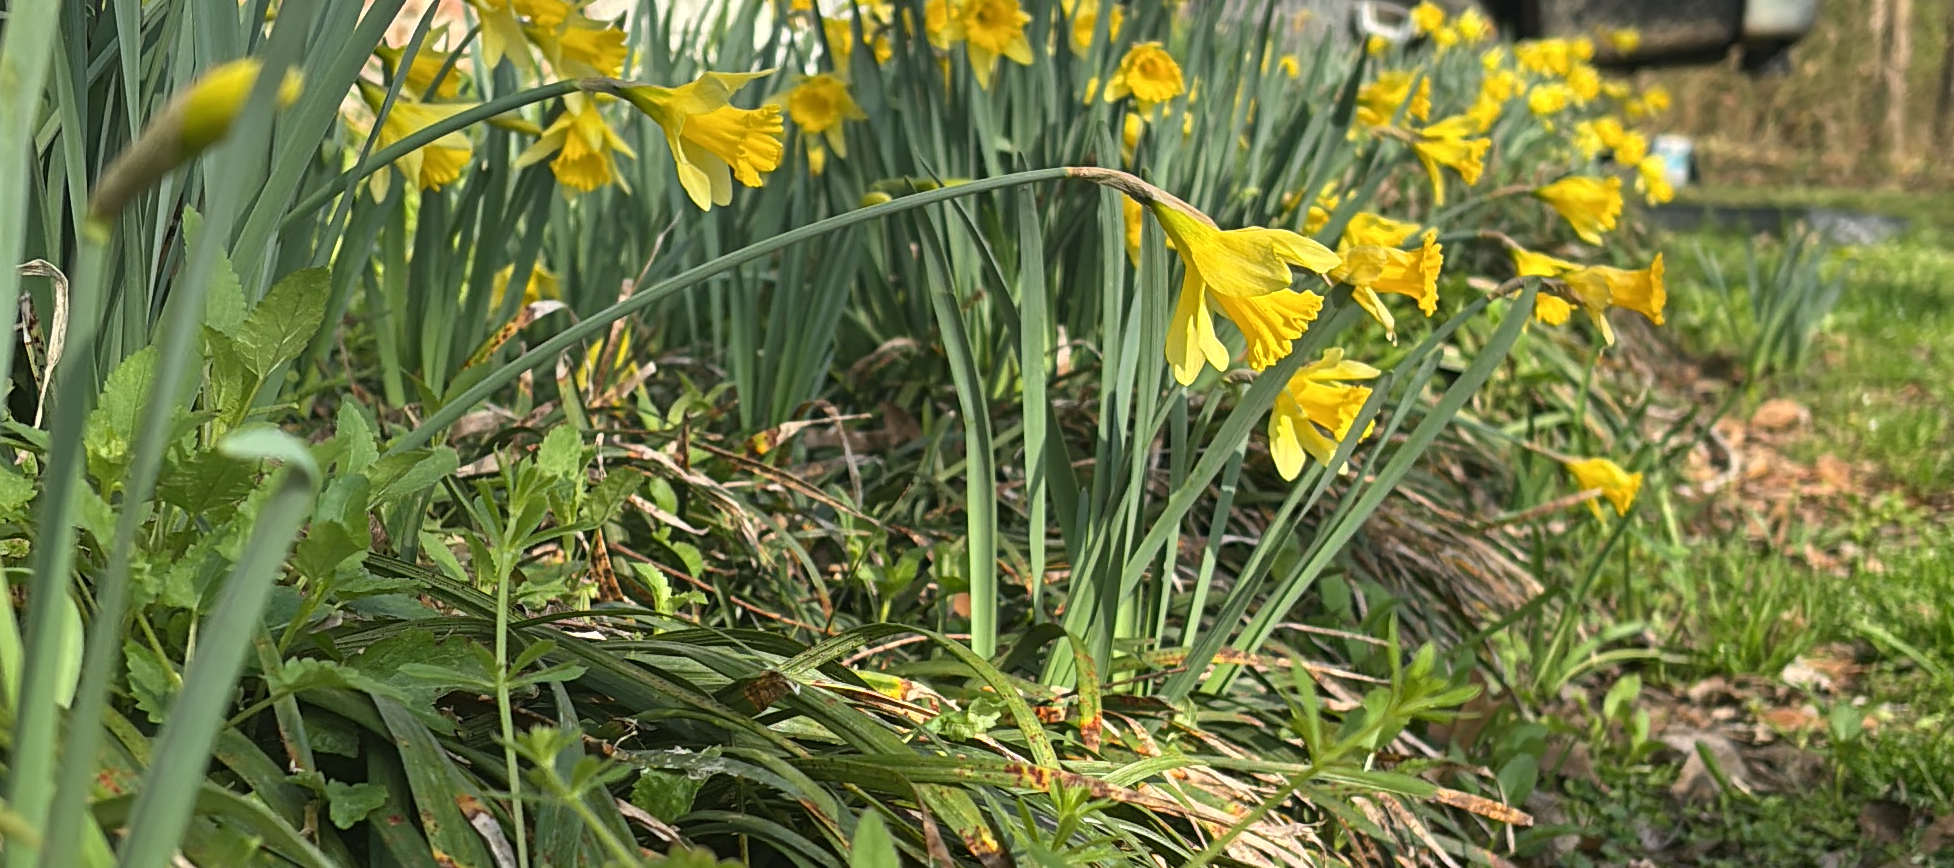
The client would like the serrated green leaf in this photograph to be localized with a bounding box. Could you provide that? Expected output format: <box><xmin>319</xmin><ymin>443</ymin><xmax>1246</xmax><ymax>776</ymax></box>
<box><xmin>536</xmin><ymin>425</ymin><xmax>583</xmax><ymax>482</ymax></box>
<box><xmin>333</xmin><ymin>402</ymin><xmax>379</xmax><ymax>476</ymax></box>
<box><xmin>352</xmin><ymin>632</ymin><xmax>492</xmax><ymax>730</ymax></box>
<box><xmin>83</xmin><ymin>345</ymin><xmax>159</xmax><ymax>491</ymax></box>
<box><xmin>0</xmin><ymin>466</ymin><xmax>36</xmax><ymax>516</ymax></box>
<box><xmin>924</xmin><ymin>695</ymin><xmax>1004</xmax><ymax>741</ymax></box>
<box><xmin>585</xmin><ymin>468</ymin><xmax>641</xmax><ymax>526</ymax></box>
<box><xmin>272</xmin><ymin>657</ymin><xmax>406</xmax><ymax>702</ymax></box>
<box><xmin>629</xmin><ymin>753</ymin><xmax>716</xmax><ymax>823</ymax></box>
<box><xmin>123</xmin><ymin>639</ymin><xmax>177</xmax><ymax>724</ymax></box>
<box><xmin>293</xmin><ymin>520</ymin><xmax>366</xmax><ymax>584</ymax></box>
<box><xmin>156</xmin><ymin>448</ymin><xmax>258</xmax><ymax>523</ymax></box>
<box><xmin>203</xmin><ymin>333</ymin><xmax>257</xmax><ymax>429</ymax></box>
<box><xmin>236</xmin><ymin>268</ymin><xmax>331</xmax><ymax>378</ymax></box>
<box><xmin>181</xmin><ymin>208</ymin><xmax>247</xmax><ymax>338</ymax></box>
<box><xmin>367</xmin><ymin>447</ymin><xmax>459</xmax><ymax>501</ymax></box>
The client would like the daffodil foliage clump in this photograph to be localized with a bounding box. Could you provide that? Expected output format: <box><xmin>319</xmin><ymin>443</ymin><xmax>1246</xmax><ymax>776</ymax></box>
<box><xmin>0</xmin><ymin>0</ymin><xmax>1688</xmax><ymax>866</ymax></box>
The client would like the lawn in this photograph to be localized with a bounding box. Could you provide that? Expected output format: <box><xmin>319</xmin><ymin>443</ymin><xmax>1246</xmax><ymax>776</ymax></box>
<box><xmin>1545</xmin><ymin>211</ymin><xmax>1954</xmax><ymax>866</ymax></box>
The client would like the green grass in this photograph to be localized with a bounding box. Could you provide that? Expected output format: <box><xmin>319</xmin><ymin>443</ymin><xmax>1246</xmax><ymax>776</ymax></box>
<box><xmin>1544</xmin><ymin>214</ymin><xmax>1954</xmax><ymax>864</ymax></box>
<box><xmin>1677</xmin><ymin>183</ymin><xmax>1954</xmax><ymax>238</ymax></box>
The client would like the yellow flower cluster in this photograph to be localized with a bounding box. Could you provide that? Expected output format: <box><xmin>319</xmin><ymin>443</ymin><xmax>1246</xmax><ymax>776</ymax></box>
<box><xmin>1510</xmin><ymin>244</ymin><xmax>1665</xmax><ymax>346</ymax></box>
<box><xmin>1115</xmin><ymin>186</ymin><xmax>1452</xmax><ymax>482</ymax></box>
<box><xmin>347</xmin><ymin>2</ymin><xmax>787</xmax><ymax>209</ymax></box>
<box><xmin>1408</xmin><ymin>2</ymin><xmax>1496</xmax><ymax>52</ymax></box>
<box><xmin>1123</xmin><ymin>16</ymin><xmax>1680</xmax><ymax>483</ymax></box>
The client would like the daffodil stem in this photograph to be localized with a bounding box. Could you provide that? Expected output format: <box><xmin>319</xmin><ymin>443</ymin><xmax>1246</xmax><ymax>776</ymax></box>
<box><xmin>383</xmin><ymin>165</ymin><xmax>1079</xmax><ymax>457</ymax></box>
<box><xmin>1429</xmin><ymin>182</ymin><xmax>1532</xmax><ymax>226</ymax></box>
<box><xmin>1066</xmin><ymin>166</ymin><xmax>1215</xmax><ymax>227</ymax></box>
<box><xmin>281</xmin><ymin>78</ymin><xmax>585</xmax><ymax>228</ymax></box>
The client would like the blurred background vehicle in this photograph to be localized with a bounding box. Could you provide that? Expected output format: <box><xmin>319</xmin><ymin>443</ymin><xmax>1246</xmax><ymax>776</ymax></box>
<box><xmin>1341</xmin><ymin>0</ymin><xmax>1822</xmax><ymax>72</ymax></box>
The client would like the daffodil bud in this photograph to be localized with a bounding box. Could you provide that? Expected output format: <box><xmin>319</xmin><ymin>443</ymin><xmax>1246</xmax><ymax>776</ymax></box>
<box><xmin>88</xmin><ymin>59</ymin><xmax>303</xmax><ymax>229</ymax></box>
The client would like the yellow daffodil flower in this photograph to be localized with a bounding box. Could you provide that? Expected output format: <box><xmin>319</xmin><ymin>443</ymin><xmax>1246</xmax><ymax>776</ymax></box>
<box><xmin>1469</xmin><ymin>69</ymin><xmax>1519</xmax><ymax>132</ymax></box>
<box><xmin>1215</xmin><ymin>288</ymin><xmax>1326</xmax><ymax>371</ymax></box>
<box><xmin>1299</xmin><ymin>185</ymin><xmax>1342</xmax><ymax>234</ymax></box>
<box><xmin>941</xmin><ymin>0</ymin><xmax>1033</xmax><ymax>89</ymax></box>
<box><xmin>1511</xmin><ymin>247</ymin><xmax>1579</xmax><ymax>277</ymax></box>
<box><xmin>465</xmin><ymin>0</ymin><xmax>538</xmax><ymax>73</ymax></box>
<box><xmin>1565</xmin><ymin>63</ymin><xmax>1601</xmax><ymax>102</ymax></box>
<box><xmin>1148</xmin><ymin>201</ymin><xmax>1341</xmax><ymax>384</ymax></box>
<box><xmin>1330</xmin><ymin>230</ymin><xmax>1444</xmax><ymax>340</ymax></box>
<box><xmin>1562</xmin><ymin>254</ymin><xmax>1665</xmax><ymax>345</ymax></box>
<box><xmin>512</xmin><ymin>0</ymin><xmax>572</xmax><ymax>29</ymax></box>
<box><xmin>374</xmin><ymin>41</ymin><xmax>467</xmax><ymax>100</ymax></box>
<box><xmin>355</xmin><ymin>81</ymin><xmax>476</xmax><ymax>197</ymax></box>
<box><xmin>1105</xmin><ymin>42</ymin><xmax>1186</xmax><ymax>114</ymax></box>
<box><xmin>1269</xmin><ymin>348</ymin><xmax>1381</xmax><ymax>479</ymax></box>
<box><xmin>774</xmin><ymin>73</ymin><xmax>866</xmax><ymax>175</ymax></box>
<box><xmin>1635</xmin><ymin>155</ymin><xmax>1675</xmax><ymax>205</ymax></box>
<box><xmin>1625</xmin><ymin>84</ymin><xmax>1671</xmax><ymax>119</ymax></box>
<box><xmin>1408</xmin><ymin>114</ymin><xmax>1490</xmax><ymax>205</ymax></box>
<box><xmin>1366</xmin><ymin>34</ymin><xmax>1391</xmax><ymax>56</ymax></box>
<box><xmin>1356</xmin><ymin>70</ymin><xmax>1432</xmax><ymax>127</ymax></box>
<box><xmin>1451</xmin><ymin>7</ymin><xmax>1495</xmax><ymax>44</ymax></box>
<box><xmin>1614</xmin><ymin>130</ymin><xmax>1649</xmax><ymax>165</ymax></box>
<box><xmin>1340</xmin><ymin>212</ymin><xmax>1420</xmax><ymax>249</ymax></box>
<box><xmin>527</xmin><ymin>14</ymin><xmax>629</xmax><ymax>79</ymax></box>
<box><xmin>490</xmin><ymin>262</ymin><xmax>562</xmax><ymax>309</ymax></box>
<box><xmin>1123</xmin><ymin>196</ymin><xmax>1144</xmax><ymax>264</ymax></box>
<box><xmin>1467</xmin><ymin>91</ymin><xmax>1504</xmax><ymax>133</ymax></box>
<box><xmin>1122</xmin><ymin>112</ymin><xmax>1145</xmax><ymax>164</ymax></box>
<box><xmin>922</xmin><ymin>0</ymin><xmax>957</xmax><ymax>49</ymax></box>
<box><xmin>1409</xmin><ymin>1</ymin><xmax>1445</xmax><ymax>34</ymax></box>
<box><xmin>1534</xmin><ymin>175</ymin><xmax>1622</xmax><ymax>244</ymax></box>
<box><xmin>1605</xmin><ymin>28</ymin><xmax>1641</xmax><ymax>54</ymax></box>
<box><xmin>1064</xmin><ymin>0</ymin><xmax>1124</xmax><ymax>54</ymax></box>
<box><xmin>1533</xmin><ymin>293</ymin><xmax>1573</xmax><ymax>325</ymax></box>
<box><xmin>1571</xmin><ymin>121</ymin><xmax>1608</xmax><ymax>159</ymax></box>
<box><xmin>1564</xmin><ymin>457</ymin><xmax>1642</xmax><ymax>517</ymax></box>
<box><xmin>824</xmin><ymin>17</ymin><xmax>894</xmax><ymax>69</ymax></box>
<box><xmin>516</xmin><ymin>94</ymin><xmax>636</xmax><ymax>195</ymax></box>
<box><xmin>1514</xmin><ymin>37</ymin><xmax>1589</xmax><ymax>77</ymax></box>
<box><xmin>1527</xmin><ymin>82</ymin><xmax>1574</xmax><ymax>117</ymax></box>
<box><xmin>1279</xmin><ymin>55</ymin><xmax>1301</xmax><ymax>77</ymax></box>
<box><xmin>614</xmin><ymin>71</ymin><xmax>786</xmax><ymax>210</ymax></box>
